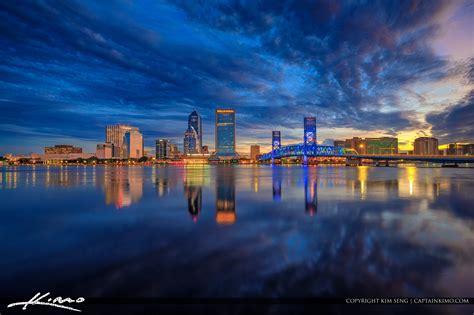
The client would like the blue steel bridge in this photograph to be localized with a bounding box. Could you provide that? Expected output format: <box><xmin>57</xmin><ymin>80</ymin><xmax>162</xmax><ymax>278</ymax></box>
<box><xmin>258</xmin><ymin>143</ymin><xmax>474</xmax><ymax>164</ymax></box>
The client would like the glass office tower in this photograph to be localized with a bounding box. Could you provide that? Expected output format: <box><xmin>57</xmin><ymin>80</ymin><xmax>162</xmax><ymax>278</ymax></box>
<box><xmin>215</xmin><ymin>109</ymin><xmax>236</xmax><ymax>158</ymax></box>
<box><xmin>188</xmin><ymin>111</ymin><xmax>202</xmax><ymax>153</ymax></box>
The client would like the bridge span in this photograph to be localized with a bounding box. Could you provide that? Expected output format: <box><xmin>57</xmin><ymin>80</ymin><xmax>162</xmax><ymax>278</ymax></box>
<box><xmin>258</xmin><ymin>143</ymin><xmax>474</xmax><ymax>164</ymax></box>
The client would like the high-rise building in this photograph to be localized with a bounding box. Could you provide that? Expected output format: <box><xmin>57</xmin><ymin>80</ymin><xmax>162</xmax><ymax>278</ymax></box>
<box><xmin>156</xmin><ymin>139</ymin><xmax>170</xmax><ymax>159</ymax></box>
<box><xmin>183</xmin><ymin>126</ymin><xmax>198</xmax><ymax>155</ymax></box>
<box><xmin>215</xmin><ymin>109</ymin><xmax>237</xmax><ymax>158</ymax></box>
<box><xmin>188</xmin><ymin>111</ymin><xmax>202</xmax><ymax>153</ymax></box>
<box><xmin>414</xmin><ymin>137</ymin><xmax>438</xmax><ymax>155</ymax></box>
<box><xmin>106</xmin><ymin>124</ymin><xmax>132</xmax><ymax>158</ymax></box>
<box><xmin>96</xmin><ymin>143</ymin><xmax>114</xmax><ymax>159</ymax></box>
<box><xmin>365</xmin><ymin>137</ymin><xmax>398</xmax><ymax>154</ymax></box>
<box><xmin>250</xmin><ymin>145</ymin><xmax>260</xmax><ymax>161</ymax></box>
<box><xmin>183</xmin><ymin>111</ymin><xmax>203</xmax><ymax>155</ymax></box>
<box><xmin>123</xmin><ymin>128</ymin><xmax>143</xmax><ymax>159</ymax></box>
<box><xmin>44</xmin><ymin>145</ymin><xmax>82</xmax><ymax>154</ymax></box>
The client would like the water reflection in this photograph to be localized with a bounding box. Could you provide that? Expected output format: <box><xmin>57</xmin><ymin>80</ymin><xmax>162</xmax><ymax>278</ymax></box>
<box><xmin>104</xmin><ymin>167</ymin><xmax>143</xmax><ymax>209</ymax></box>
<box><xmin>183</xmin><ymin>167</ymin><xmax>205</xmax><ymax>222</ymax></box>
<box><xmin>1</xmin><ymin>165</ymin><xmax>474</xmax><ymax>306</ymax></box>
<box><xmin>272</xmin><ymin>167</ymin><xmax>282</xmax><ymax>202</ymax></box>
<box><xmin>215</xmin><ymin>166</ymin><xmax>236</xmax><ymax>225</ymax></box>
<box><xmin>304</xmin><ymin>167</ymin><xmax>318</xmax><ymax>216</ymax></box>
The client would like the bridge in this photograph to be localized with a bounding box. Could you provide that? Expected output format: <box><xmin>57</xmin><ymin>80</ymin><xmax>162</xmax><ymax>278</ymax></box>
<box><xmin>258</xmin><ymin>143</ymin><xmax>474</xmax><ymax>165</ymax></box>
<box><xmin>258</xmin><ymin>117</ymin><xmax>474</xmax><ymax>165</ymax></box>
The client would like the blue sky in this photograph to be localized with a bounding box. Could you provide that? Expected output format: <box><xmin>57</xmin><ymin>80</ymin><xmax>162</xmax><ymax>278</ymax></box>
<box><xmin>0</xmin><ymin>0</ymin><xmax>473</xmax><ymax>154</ymax></box>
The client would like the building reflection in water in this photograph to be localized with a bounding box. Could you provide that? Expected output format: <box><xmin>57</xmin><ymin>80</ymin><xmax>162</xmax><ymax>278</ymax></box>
<box><xmin>304</xmin><ymin>167</ymin><xmax>318</xmax><ymax>216</ymax></box>
<box><xmin>104</xmin><ymin>167</ymin><xmax>143</xmax><ymax>209</ymax></box>
<box><xmin>154</xmin><ymin>167</ymin><xmax>176</xmax><ymax>197</ymax></box>
<box><xmin>183</xmin><ymin>166</ymin><xmax>207</xmax><ymax>222</ymax></box>
<box><xmin>215</xmin><ymin>166</ymin><xmax>236</xmax><ymax>225</ymax></box>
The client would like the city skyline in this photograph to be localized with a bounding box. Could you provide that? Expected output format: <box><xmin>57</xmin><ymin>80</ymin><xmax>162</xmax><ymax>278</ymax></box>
<box><xmin>0</xmin><ymin>1</ymin><xmax>473</xmax><ymax>155</ymax></box>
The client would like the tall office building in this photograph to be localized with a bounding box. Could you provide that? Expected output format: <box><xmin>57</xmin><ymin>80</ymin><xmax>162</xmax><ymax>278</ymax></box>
<box><xmin>123</xmin><ymin>128</ymin><xmax>143</xmax><ymax>159</ymax></box>
<box><xmin>156</xmin><ymin>139</ymin><xmax>170</xmax><ymax>159</ymax></box>
<box><xmin>183</xmin><ymin>111</ymin><xmax>203</xmax><ymax>154</ymax></box>
<box><xmin>215</xmin><ymin>109</ymin><xmax>237</xmax><ymax>158</ymax></box>
<box><xmin>106</xmin><ymin>124</ymin><xmax>132</xmax><ymax>158</ymax></box>
<box><xmin>183</xmin><ymin>126</ymin><xmax>198</xmax><ymax>155</ymax></box>
<box><xmin>188</xmin><ymin>111</ymin><xmax>202</xmax><ymax>153</ymax></box>
<box><xmin>250</xmin><ymin>145</ymin><xmax>260</xmax><ymax>161</ymax></box>
<box><xmin>414</xmin><ymin>137</ymin><xmax>438</xmax><ymax>155</ymax></box>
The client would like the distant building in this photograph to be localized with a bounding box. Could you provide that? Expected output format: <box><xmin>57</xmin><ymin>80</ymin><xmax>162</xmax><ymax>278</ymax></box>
<box><xmin>169</xmin><ymin>143</ymin><xmax>181</xmax><ymax>159</ymax></box>
<box><xmin>106</xmin><ymin>124</ymin><xmax>133</xmax><ymax>158</ymax></box>
<box><xmin>365</xmin><ymin>137</ymin><xmax>398</xmax><ymax>155</ymax></box>
<box><xmin>202</xmin><ymin>145</ymin><xmax>209</xmax><ymax>154</ymax></box>
<box><xmin>439</xmin><ymin>143</ymin><xmax>474</xmax><ymax>156</ymax></box>
<box><xmin>156</xmin><ymin>139</ymin><xmax>170</xmax><ymax>159</ymax></box>
<box><xmin>414</xmin><ymin>137</ymin><xmax>438</xmax><ymax>155</ymax></box>
<box><xmin>215</xmin><ymin>109</ymin><xmax>237</xmax><ymax>159</ymax></box>
<box><xmin>250</xmin><ymin>145</ymin><xmax>260</xmax><ymax>161</ymax></box>
<box><xmin>44</xmin><ymin>145</ymin><xmax>82</xmax><ymax>155</ymax></box>
<box><xmin>96</xmin><ymin>143</ymin><xmax>114</xmax><ymax>159</ymax></box>
<box><xmin>344</xmin><ymin>137</ymin><xmax>366</xmax><ymax>154</ymax></box>
<box><xmin>123</xmin><ymin>128</ymin><xmax>143</xmax><ymax>159</ymax></box>
<box><xmin>333</xmin><ymin>140</ymin><xmax>345</xmax><ymax>148</ymax></box>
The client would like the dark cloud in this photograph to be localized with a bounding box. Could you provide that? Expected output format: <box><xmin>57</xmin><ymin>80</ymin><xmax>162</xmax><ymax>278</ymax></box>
<box><xmin>0</xmin><ymin>0</ymin><xmax>469</xmax><ymax>153</ymax></box>
<box><xmin>427</xmin><ymin>89</ymin><xmax>474</xmax><ymax>143</ymax></box>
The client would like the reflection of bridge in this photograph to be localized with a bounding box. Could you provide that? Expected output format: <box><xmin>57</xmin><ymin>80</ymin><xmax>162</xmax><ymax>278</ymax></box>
<box><xmin>258</xmin><ymin>143</ymin><xmax>474</xmax><ymax>164</ymax></box>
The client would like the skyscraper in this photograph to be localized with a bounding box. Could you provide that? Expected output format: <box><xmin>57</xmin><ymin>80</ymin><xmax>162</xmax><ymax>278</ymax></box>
<box><xmin>215</xmin><ymin>109</ymin><xmax>237</xmax><ymax>158</ymax></box>
<box><xmin>188</xmin><ymin>111</ymin><xmax>202</xmax><ymax>153</ymax></box>
<box><xmin>156</xmin><ymin>139</ymin><xmax>170</xmax><ymax>159</ymax></box>
<box><xmin>123</xmin><ymin>128</ymin><xmax>143</xmax><ymax>159</ymax></box>
<box><xmin>183</xmin><ymin>126</ymin><xmax>198</xmax><ymax>155</ymax></box>
<box><xmin>183</xmin><ymin>110</ymin><xmax>202</xmax><ymax>155</ymax></box>
<box><xmin>106</xmin><ymin>124</ymin><xmax>132</xmax><ymax>158</ymax></box>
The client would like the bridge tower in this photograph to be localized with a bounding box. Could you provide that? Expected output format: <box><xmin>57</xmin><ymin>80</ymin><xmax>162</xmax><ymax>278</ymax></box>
<box><xmin>303</xmin><ymin>117</ymin><xmax>317</xmax><ymax>164</ymax></box>
<box><xmin>272</xmin><ymin>131</ymin><xmax>281</xmax><ymax>164</ymax></box>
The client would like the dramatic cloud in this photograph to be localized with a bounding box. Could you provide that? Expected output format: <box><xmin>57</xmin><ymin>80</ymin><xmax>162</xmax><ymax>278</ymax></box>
<box><xmin>427</xmin><ymin>89</ymin><xmax>474</xmax><ymax>143</ymax></box>
<box><xmin>0</xmin><ymin>0</ymin><xmax>472</xmax><ymax>154</ymax></box>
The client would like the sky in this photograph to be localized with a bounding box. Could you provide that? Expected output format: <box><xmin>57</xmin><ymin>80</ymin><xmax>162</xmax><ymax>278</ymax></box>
<box><xmin>0</xmin><ymin>0</ymin><xmax>473</xmax><ymax>155</ymax></box>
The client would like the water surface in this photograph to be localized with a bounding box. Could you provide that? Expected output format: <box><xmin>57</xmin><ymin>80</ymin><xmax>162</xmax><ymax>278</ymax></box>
<box><xmin>1</xmin><ymin>165</ymin><xmax>473</xmax><ymax>302</ymax></box>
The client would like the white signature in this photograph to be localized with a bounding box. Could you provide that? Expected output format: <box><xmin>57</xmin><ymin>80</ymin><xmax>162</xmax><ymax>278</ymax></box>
<box><xmin>7</xmin><ymin>292</ymin><xmax>85</xmax><ymax>312</ymax></box>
